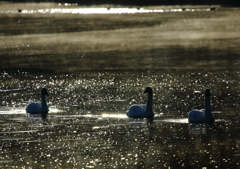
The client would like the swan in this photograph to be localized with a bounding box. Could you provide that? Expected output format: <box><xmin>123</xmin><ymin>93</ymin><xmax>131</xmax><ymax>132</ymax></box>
<box><xmin>26</xmin><ymin>88</ymin><xmax>49</xmax><ymax>118</ymax></box>
<box><xmin>188</xmin><ymin>89</ymin><xmax>215</xmax><ymax>123</ymax></box>
<box><xmin>127</xmin><ymin>87</ymin><xmax>154</xmax><ymax>118</ymax></box>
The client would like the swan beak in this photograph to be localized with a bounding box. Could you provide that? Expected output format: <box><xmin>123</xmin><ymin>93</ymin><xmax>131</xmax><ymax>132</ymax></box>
<box><xmin>46</xmin><ymin>91</ymin><xmax>49</xmax><ymax>96</ymax></box>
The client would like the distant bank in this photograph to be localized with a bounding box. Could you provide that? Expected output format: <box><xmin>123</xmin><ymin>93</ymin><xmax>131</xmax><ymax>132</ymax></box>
<box><xmin>2</xmin><ymin>0</ymin><xmax>240</xmax><ymax>7</ymax></box>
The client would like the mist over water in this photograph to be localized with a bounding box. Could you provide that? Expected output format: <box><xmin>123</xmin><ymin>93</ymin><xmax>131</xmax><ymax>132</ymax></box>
<box><xmin>0</xmin><ymin>2</ymin><xmax>240</xmax><ymax>168</ymax></box>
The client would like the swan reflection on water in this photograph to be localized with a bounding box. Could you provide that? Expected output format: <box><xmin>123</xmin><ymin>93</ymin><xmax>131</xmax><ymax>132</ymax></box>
<box><xmin>127</xmin><ymin>117</ymin><xmax>154</xmax><ymax>128</ymax></box>
<box><xmin>26</xmin><ymin>113</ymin><xmax>45</xmax><ymax>126</ymax></box>
<box><xmin>188</xmin><ymin>118</ymin><xmax>225</xmax><ymax>134</ymax></box>
<box><xmin>188</xmin><ymin>122</ymin><xmax>214</xmax><ymax>135</ymax></box>
<box><xmin>159</xmin><ymin>118</ymin><xmax>216</xmax><ymax>135</ymax></box>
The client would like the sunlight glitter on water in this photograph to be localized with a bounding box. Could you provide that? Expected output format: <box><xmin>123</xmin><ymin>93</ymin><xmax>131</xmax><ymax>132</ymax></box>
<box><xmin>18</xmin><ymin>7</ymin><xmax>163</xmax><ymax>14</ymax></box>
<box><xmin>1</xmin><ymin>7</ymin><xmax>214</xmax><ymax>14</ymax></box>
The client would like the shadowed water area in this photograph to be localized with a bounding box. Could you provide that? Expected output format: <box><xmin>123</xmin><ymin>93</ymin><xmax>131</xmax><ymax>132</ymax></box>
<box><xmin>0</xmin><ymin>2</ymin><xmax>240</xmax><ymax>168</ymax></box>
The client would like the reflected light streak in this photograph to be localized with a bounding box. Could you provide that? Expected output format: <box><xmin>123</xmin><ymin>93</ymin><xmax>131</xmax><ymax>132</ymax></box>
<box><xmin>49</xmin><ymin>107</ymin><xmax>63</xmax><ymax>113</ymax></box>
<box><xmin>54</xmin><ymin>113</ymin><xmax>127</xmax><ymax>119</ymax></box>
<box><xmin>160</xmin><ymin>118</ymin><xmax>225</xmax><ymax>124</ymax></box>
<box><xmin>17</xmin><ymin>7</ymin><xmax>213</xmax><ymax>14</ymax></box>
<box><xmin>160</xmin><ymin>118</ymin><xmax>189</xmax><ymax>123</ymax></box>
<box><xmin>101</xmin><ymin>114</ymin><xmax>126</xmax><ymax>118</ymax></box>
<box><xmin>0</xmin><ymin>108</ymin><xmax>26</xmax><ymax>114</ymax></box>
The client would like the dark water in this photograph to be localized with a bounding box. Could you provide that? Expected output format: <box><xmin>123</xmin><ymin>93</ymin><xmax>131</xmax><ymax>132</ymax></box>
<box><xmin>0</xmin><ymin>3</ymin><xmax>240</xmax><ymax>168</ymax></box>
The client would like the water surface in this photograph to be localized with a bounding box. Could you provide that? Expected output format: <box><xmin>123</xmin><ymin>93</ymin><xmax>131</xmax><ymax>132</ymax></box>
<box><xmin>0</xmin><ymin>3</ymin><xmax>240</xmax><ymax>168</ymax></box>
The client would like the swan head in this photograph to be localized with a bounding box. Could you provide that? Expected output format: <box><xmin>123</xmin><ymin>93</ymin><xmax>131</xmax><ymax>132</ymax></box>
<box><xmin>205</xmin><ymin>89</ymin><xmax>211</xmax><ymax>96</ymax></box>
<box><xmin>144</xmin><ymin>87</ymin><xmax>153</xmax><ymax>94</ymax></box>
<box><xmin>41</xmin><ymin>88</ymin><xmax>49</xmax><ymax>96</ymax></box>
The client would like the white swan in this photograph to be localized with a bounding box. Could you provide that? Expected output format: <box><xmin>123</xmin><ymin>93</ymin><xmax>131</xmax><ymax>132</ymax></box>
<box><xmin>26</xmin><ymin>88</ymin><xmax>49</xmax><ymax>118</ymax></box>
<box><xmin>188</xmin><ymin>89</ymin><xmax>215</xmax><ymax>123</ymax></box>
<box><xmin>127</xmin><ymin>87</ymin><xmax>154</xmax><ymax>118</ymax></box>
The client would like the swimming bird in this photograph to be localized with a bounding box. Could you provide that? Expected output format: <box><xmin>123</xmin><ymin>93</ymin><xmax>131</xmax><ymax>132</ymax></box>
<box><xmin>26</xmin><ymin>88</ymin><xmax>49</xmax><ymax>118</ymax></box>
<box><xmin>127</xmin><ymin>87</ymin><xmax>154</xmax><ymax>118</ymax></box>
<box><xmin>188</xmin><ymin>89</ymin><xmax>215</xmax><ymax>123</ymax></box>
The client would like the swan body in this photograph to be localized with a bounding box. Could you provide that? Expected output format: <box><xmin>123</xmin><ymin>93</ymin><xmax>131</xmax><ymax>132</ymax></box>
<box><xmin>188</xmin><ymin>89</ymin><xmax>215</xmax><ymax>123</ymax></box>
<box><xmin>127</xmin><ymin>87</ymin><xmax>154</xmax><ymax>118</ymax></box>
<box><xmin>26</xmin><ymin>88</ymin><xmax>49</xmax><ymax>117</ymax></box>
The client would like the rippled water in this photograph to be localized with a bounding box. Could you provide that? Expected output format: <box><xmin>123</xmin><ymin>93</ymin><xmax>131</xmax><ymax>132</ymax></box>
<box><xmin>0</xmin><ymin>3</ymin><xmax>240</xmax><ymax>168</ymax></box>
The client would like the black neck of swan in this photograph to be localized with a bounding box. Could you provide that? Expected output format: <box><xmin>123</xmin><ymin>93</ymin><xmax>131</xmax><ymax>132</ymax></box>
<box><xmin>41</xmin><ymin>88</ymin><xmax>48</xmax><ymax>112</ymax></box>
<box><xmin>41</xmin><ymin>93</ymin><xmax>47</xmax><ymax>108</ymax></box>
<box><xmin>146</xmin><ymin>91</ymin><xmax>152</xmax><ymax>112</ymax></box>
<box><xmin>204</xmin><ymin>89</ymin><xmax>214</xmax><ymax>122</ymax></box>
<box><xmin>144</xmin><ymin>88</ymin><xmax>154</xmax><ymax>117</ymax></box>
